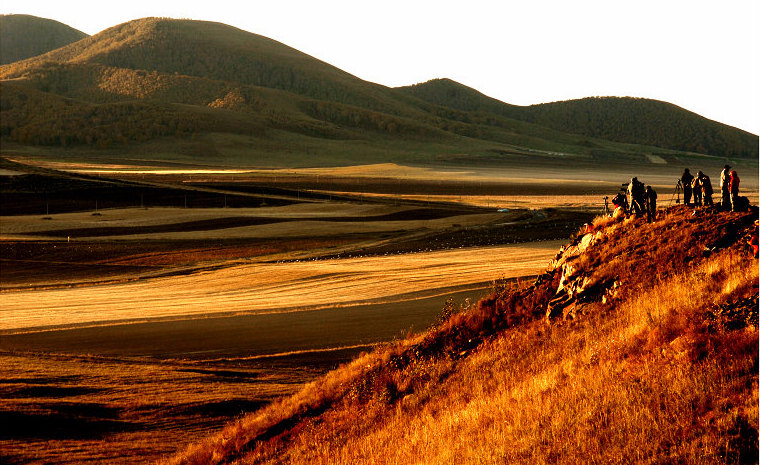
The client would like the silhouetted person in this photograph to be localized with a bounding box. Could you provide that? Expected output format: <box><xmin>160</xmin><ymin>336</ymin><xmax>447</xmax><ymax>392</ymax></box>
<box><xmin>681</xmin><ymin>169</ymin><xmax>694</xmax><ymax>205</ymax></box>
<box><xmin>730</xmin><ymin>170</ymin><xmax>740</xmax><ymax>211</ymax></box>
<box><xmin>691</xmin><ymin>175</ymin><xmax>702</xmax><ymax>206</ymax></box>
<box><xmin>698</xmin><ymin>171</ymin><xmax>713</xmax><ymax>206</ymax></box>
<box><xmin>644</xmin><ymin>185</ymin><xmax>657</xmax><ymax>222</ymax></box>
<box><xmin>720</xmin><ymin>164</ymin><xmax>731</xmax><ymax>210</ymax></box>
<box><xmin>628</xmin><ymin>177</ymin><xmax>645</xmax><ymax>217</ymax></box>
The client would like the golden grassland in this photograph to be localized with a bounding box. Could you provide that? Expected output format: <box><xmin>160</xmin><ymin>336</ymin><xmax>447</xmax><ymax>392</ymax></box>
<box><xmin>0</xmin><ymin>206</ymin><xmax>505</xmax><ymax>240</ymax></box>
<box><xmin>0</xmin><ymin>197</ymin><xmax>565</xmax><ymax>465</ymax></box>
<box><xmin>0</xmin><ymin>241</ymin><xmax>561</xmax><ymax>332</ymax></box>
<box><xmin>0</xmin><ymin>351</ymin><xmax>313</xmax><ymax>465</ymax></box>
<box><xmin>161</xmin><ymin>206</ymin><xmax>759</xmax><ymax>465</ymax></box>
<box><xmin>2</xmin><ymin>159</ymin><xmax>757</xmax><ymax>464</ymax></box>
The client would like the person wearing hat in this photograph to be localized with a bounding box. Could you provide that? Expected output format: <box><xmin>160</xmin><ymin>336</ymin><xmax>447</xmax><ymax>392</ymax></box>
<box><xmin>720</xmin><ymin>164</ymin><xmax>731</xmax><ymax>211</ymax></box>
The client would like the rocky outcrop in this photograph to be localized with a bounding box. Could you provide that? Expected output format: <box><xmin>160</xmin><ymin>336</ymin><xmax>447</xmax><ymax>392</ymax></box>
<box><xmin>544</xmin><ymin>229</ymin><xmax>618</xmax><ymax>320</ymax></box>
<box><xmin>541</xmin><ymin>205</ymin><xmax>759</xmax><ymax>322</ymax></box>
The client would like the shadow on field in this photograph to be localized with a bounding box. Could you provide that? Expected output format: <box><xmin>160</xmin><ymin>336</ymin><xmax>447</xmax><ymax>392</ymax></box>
<box><xmin>1</xmin><ymin>288</ymin><xmax>491</xmax><ymax>362</ymax></box>
<box><xmin>0</xmin><ymin>410</ymin><xmax>138</xmax><ymax>440</ymax></box>
<box><xmin>171</xmin><ymin>399</ymin><xmax>268</xmax><ymax>417</ymax></box>
<box><xmin>23</xmin><ymin>208</ymin><xmax>464</xmax><ymax>238</ymax></box>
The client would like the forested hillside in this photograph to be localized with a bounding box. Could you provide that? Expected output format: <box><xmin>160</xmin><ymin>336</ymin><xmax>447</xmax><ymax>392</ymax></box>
<box><xmin>0</xmin><ymin>14</ymin><xmax>88</xmax><ymax>65</ymax></box>
<box><xmin>0</xmin><ymin>18</ymin><xmax>412</xmax><ymax>116</ymax></box>
<box><xmin>1</xmin><ymin>17</ymin><xmax>756</xmax><ymax>166</ymax></box>
<box><xmin>0</xmin><ymin>82</ymin><xmax>266</xmax><ymax>147</ymax></box>
<box><xmin>400</xmin><ymin>79</ymin><xmax>758</xmax><ymax>159</ymax></box>
<box><xmin>399</xmin><ymin>78</ymin><xmax>523</xmax><ymax>117</ymax></box>
<box><xmin>525</xmin><ymin>97</ymin><xmax>757</xmax><ymax>158</ymax></box>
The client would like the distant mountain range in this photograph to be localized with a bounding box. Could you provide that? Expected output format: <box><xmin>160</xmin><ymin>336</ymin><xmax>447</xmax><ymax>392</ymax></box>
<box><xmin>0</xmin><ymin>16</ymin><xmax>756</xmax><ymax>167</ymax></box>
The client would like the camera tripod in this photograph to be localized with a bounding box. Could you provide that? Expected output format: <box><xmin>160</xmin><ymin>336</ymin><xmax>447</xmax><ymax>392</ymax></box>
<box><xmin>670</xmin><ymin>179</ymin><xmax>683</xmax><ymax>205</ymax></box>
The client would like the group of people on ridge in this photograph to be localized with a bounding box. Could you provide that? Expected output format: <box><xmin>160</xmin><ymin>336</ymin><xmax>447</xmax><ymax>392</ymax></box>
<box><xmin>679</xmin><ymin>168</ymin><xmax>714</xmax><ymax>206</ymax></box>
<box><xmin>610</xmin><ymin>178</ymin><xmax>657</xmax><ymax>223</ymax></box>
<box><xmin>682</xmin><ymin>164</ymin><xmax>741</xmax><ymax>211</ymax></box>
<box><xmin>609</xmin><ymin>164</ymin><xmax>743</xmax><ymax>223</ymax></box>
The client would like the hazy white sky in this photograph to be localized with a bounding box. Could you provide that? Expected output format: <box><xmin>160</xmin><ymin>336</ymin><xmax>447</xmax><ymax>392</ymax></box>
<box><xmin>2</xmin><ymin>0</ymin><xmax>759</xmax><ymax>134</ymax></box>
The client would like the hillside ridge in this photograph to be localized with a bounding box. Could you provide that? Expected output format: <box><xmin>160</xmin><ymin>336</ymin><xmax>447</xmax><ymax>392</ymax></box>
<box><xmin>0</xmin><ymin>17</ymin><xmax>412</xmax><ymax>115</ymax></box>
<box><xmin>160</xmin><ymin>204</ymin><xmax>759</xmax><ymax>464</ymax></box>
<box><xmin>1</xmin><ymin>16</ymin><xmax>757</xmax><ymax>166</ymax></box>
<box><xmin>0</xmin><ymin>14</ymin><xmax>88</xmax><ymax>65</ymax></box>
<box><xmin>400</xmin><ymin>79</ymin><xmax>758</xmax><ymax>158</ymax></box>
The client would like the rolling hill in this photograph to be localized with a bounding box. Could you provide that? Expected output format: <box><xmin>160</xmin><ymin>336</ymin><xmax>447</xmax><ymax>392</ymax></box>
<box><xmin>0</xmin><ymin>14</ymin><xmax>88</xmax><ymax>65</ymax></box>
<box><xmin>399</xmin><ymin>78</ymin><xmax>759</xmax><ymax>158</ymax></box>
<box><xmin>0</xmin><ymin>17</ymin><xmax>757</xmax><ymax>168</ymax></box>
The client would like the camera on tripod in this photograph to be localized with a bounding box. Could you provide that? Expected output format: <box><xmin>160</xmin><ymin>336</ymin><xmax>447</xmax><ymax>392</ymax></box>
<box><xmin>671</xmin><ymin>179</ymin><xmax>683</xmax><ymax>205</ymax></box>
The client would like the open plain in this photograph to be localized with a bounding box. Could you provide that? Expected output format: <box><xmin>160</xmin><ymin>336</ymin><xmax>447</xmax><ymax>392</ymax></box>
<box><xmin>0</xmin><ymin>159</ymin><xmax>604</xmax><ymax>464</ymax></box>
<box><xmin>2</xmin><ymin>156</ymin><xmax>757</xmax><ymax>464</ymax></box>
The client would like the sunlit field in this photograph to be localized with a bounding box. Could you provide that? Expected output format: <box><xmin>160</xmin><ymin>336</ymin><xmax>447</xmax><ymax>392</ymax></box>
<box><xmin>0</xmin><ymin>160</ymin><xmax>595</xmax><ymax>464</ymax></box>
<box><xmin>1</xmin><ymin>238</ymin><xmax>562</xmax><ymax>464</ymax></box>
<box><xmin>1</xmin><ymin>241</ymin><xmax>562</xmax><ymax>333</ymax></box>
<box><xmin>2</xmin><ymin>159</ymin><xmax>755</xmax><ymax>465</ymax></box>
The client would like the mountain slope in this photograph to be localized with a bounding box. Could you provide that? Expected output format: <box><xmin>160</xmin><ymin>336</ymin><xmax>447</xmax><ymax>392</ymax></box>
<box><xmin>1</xmin><ymin>17</ymin><xmax>756</xmax><ymax>168</ymax></box>
<box><xmin>160</xmin><ymin>206</ymin><xmax>759</xmax><ymax>465</ymax></box>
<box><xmin>400</xmin><ymin>79</ymin><xmax>759</xmax><ymax>158</ymax></box>
<box><xmin>0</xmin><ymin>18</ymin><xmax>415</xmax><ymax>116</ymax></box>
<box><xmin>526</xmin><ymin>96</ymin><xmax>758</xmax><ymax>158</ymax></box>
<box><xmin>399</xmin><ymin>77</ymin><xmax>523</xmax><ymax>116</ymax></box>
<box><xmin>0</xmin><ymin>14</ymin><xmax>88</xmax><ymax>65</ymax></box>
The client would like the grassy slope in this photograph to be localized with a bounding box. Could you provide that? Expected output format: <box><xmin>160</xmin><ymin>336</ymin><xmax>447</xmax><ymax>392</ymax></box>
<box><xmin>0</xmin><ymin>14</ymin><xmax>88</xmax><ymax>65</ymax></box>
<box><xmin>1</xmin><ymin>18</ymin><xmax>753</xmax><ymax>168</ymax></box>
<box><xmin>161</xmin><ymin>206</ymin><xmax>759</xmax><ymax>465</ymax></box>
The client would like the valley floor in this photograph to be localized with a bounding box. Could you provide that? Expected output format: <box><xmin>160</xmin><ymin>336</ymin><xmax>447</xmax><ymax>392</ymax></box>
<box><xmin>0</xmin><ymin>242</ymin><xmax>560</xmax><ymax>465</ymax></box>
<box><xmin>1</xmin><ymin>170</ymin><xmax>576</xmax><ymax>465</ymax></box>
<box><xmin>2</xmin><ymin>159</ymin><xmax>755</xmax><ymax>464</ymax></box>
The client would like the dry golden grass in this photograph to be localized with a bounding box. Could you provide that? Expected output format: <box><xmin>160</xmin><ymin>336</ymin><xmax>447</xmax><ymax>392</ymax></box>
<box><xmin>0</xmin><ymin>352</ymin><xmax>309</xmax><ymax>465</ymax></box>
<box><xmin>0</xmin><ymin>241</ymin><xmax>562</xmax><ymax>332</ymax></box>
<box><xmin>160</xmin><ymin>206</ymin><xmax>759</xmax><ymax>465</ymax></box>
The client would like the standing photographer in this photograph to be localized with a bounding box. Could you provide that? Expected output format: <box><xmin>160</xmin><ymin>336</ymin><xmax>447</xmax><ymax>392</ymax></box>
<box><xmin>681</xmin><ymin>169</ymin><xmax>694</xmax><ymax>206</ymax></box>
<box><xmin>627</xmin><ymin>177</ymin><xmax>646</xmax><ymax>217</ymax></box>
<box><xmin>698</xmin><ymin>171</ymin><xmax>713</xmax><ymax>206</ymax></box>
<box><xmin>720</xmin><ymin>165</ymin><xmax>731</xmax><ymax>210</ymax></box>
<box><xmin>644</xmin><ymin>186</ymin><xmax>657</xmax><ymax>222</ymax></box>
